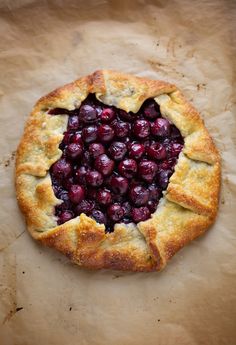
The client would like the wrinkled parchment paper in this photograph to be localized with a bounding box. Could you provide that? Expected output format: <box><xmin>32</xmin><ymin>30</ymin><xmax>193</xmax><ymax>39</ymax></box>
<box><xmin>0</xmin><ymin>0</ymin><xmax>235</xmax><ymax>344</ymax></box>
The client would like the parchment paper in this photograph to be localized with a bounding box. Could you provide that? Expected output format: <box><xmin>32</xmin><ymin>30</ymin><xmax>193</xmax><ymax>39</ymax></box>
<box><xmin>0</xmin><ymin>1</ymin><xmax>235</xmax><ymax>344</ymax></box>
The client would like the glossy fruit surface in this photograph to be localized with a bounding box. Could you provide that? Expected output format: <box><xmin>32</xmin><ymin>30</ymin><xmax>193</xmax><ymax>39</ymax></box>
<box><xmin>49</xmin><ymin>95</ymin><xmax>183</xmax><ymax>231</ymax></box>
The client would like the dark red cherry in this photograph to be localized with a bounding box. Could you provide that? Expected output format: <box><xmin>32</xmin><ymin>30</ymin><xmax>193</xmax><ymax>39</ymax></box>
<box><xmin>81</xmin><ymin>151</ymin><xmax>92</xmax><ymax>167</ymax></box>
<box><xmin>68</xmin><ymin>185</ymin><xmax>85</xmax><ymax>204</ymax></box>
<box><xmin>86</xmin><ymin>170</ymin><xmax>103</xmax><ymax>187</ymax></box>
<box><xmin>89</xmin><ymin>143</ymin><xmax>105</xmax><ymax>159</ymax></box>
<box><xmin>68</xmin><ymin>115</ymin><xmax>80</xmax><ymax>130</ymax></box>
<box><xmin>79</xmin><ymin>104</ymin><xmax>97</xmax><ymax>123</ymax></box>
<box><xmin>138</xmin><ymin>160</ymin><xmax>157</xmax><ymax>183</ymax></box>
<box><xmin>97</xmin><ymin>189</ymin><xmax>112</xmax><ymax>205</ymax></box>
<box><xmin>63</xmin><ymin>131</ymin><xmax>73</xmax><ymax>145</ymax></box>
<box><xmin>146</xmin><ymin>143</ymin><xmax>167</xmax><ymax>160</ymax></box>
<box><xmin>169</xmin><ymin>142</ymin><xmax>183</xmax><ymax>157</ymax></box>
<box><xmin>158</xmin><ymin>169</ymin><xmax>172</xmax><ymax>189</ymax></box>
<box><xmin>75</xmin><ymin>166</ymin><xmax>87</xmax><ymax>185</ymax></box>
<box><xmin>122</xmin><ymin>202</ymin><xmax>131</xmax><ymax>217</ymax></box>
<box><xmin>107</xmin><ymin>204</ymin><xmax>124</xmax><ymax>222</ymax></box>
<box><xmin>113</xmin><ymin>121</ymin><xmax>130</xmax><ymax>138</ymax></box>
<box><xmin>95</xmin><ymin>105</ymin><xmax>103</xmax><ymax>116</ymax></box>
<box><xmin>119</xmin><ymin>110</ymin><xmax>135</xmax><ymax>122</ymax></box>
<box><xmin>51</xmin><ymin>159</ymin><xmax>72</xmax><ymax>179</ymax></box>
<box><xmin>131</xmin><ymin>207</ymin><xmax>150</xmax><ymax>223</ymax></box>
<box><xmin>91</xmin><ymin>210</ymin><xmax>107</xmax><ymax>224</ymax></box>
<box><xmin>101</xmin><ymin>108</ymin><xmax>115</xmax><ymax>122</ymax></box>
<box><xmin>143</xmin><ymin>101</ymin><xmax>160</xmax><ymax>119</ymax></box>
<box><xmin>66</xmin><ymin>143</ymin><xmax>83</xmax><ymax>160</ymax></box>
<box><xmin>57</xmin><ymin>190</ymin><xmax>70</xmax><ymax>204</ymax></box>
<box><xmin>110</xmin><ymin>175</ymin><xmax>129</xmax><ymax>194</ymax></box>
<box><xmin>129</xmin><ymin>186</ymin><xmax>149</xmax><ymax>206</ymax></box>
<box><xmin>157</xmin><ymin>159</ymin><xmax>172</xmax><ymax>171</ymax></box>
<box><xmin>75</xmin><ymin>200</ymin><xmax>95</xmax><ymax>215</ymax></box>
<box><xmin>62</xmin><ymin>176</ymin><xmax>74</xmax><ymax>190</ymax></box>
<box><xmin>82</xmin><ymin>125</ymin><xmax>98</xmax><ymax>143</ymax></box>
<box><xmin>167</xmin><ymin>157</ymin><xmax>178</xmax><ymax>168</ymax></box>
<box><xmin>118</xmin><ymin>159</ymin><xmax>137</xmax><ymax>178</ymax></box>
<box><xmin>148</xmin><ymin>184</ymin><xmax>162</xmax><ymax>200</ymax></box>
<box><xmin>151</xmin><ymin>118</ymin><xmax>170</xmax><ymax>137</ymax></box>
<box><xmin>95</xmin><ymin>154</ymin><xmax>115</xmax><ymax>176</ymax></box>
<box><xmin>72</xmin><ymin>132</ymin><xmax>83</xmax><ymax>144</ymax></box>
<box><xmin>108</xmin><ymin>142</ymin><xmax>127</xmax><ymax>161</ymax></box>
<box><xmin>98</xmin><ymin>124</ymin><xmax>115</xmax><ymax>142</ymax></box>
<box><xmin>58</xmin><ymin>210</ymin><xmax>74</xmax><ymax>224</ymax></box>
<box><xmin>133</xmin><ymin>119</ymin><xmax>150</xmax><ymax>138</ymax></box>
<box><xmin>170</xmin><ymin>125</ymin><xmax>182</xmax><ymax>139</ymax></box>
<box><xmin>129</xmin><ymin>143</ymin><xmax>145</xmax><ymax>160</ymax></box>
<box><xmin>56</xmin><ymin>200</ymin><xmax>71</xmax><ymax>213</ymax></box>
<box><xmin>52</xmin><ymin>182</ymin><xmax>63</xmax><ymax>197</ymax></box>
<box><xmin>147</xmin><ymin>200</ymin><xmax>159</xmax><ymax>213</ymax></box>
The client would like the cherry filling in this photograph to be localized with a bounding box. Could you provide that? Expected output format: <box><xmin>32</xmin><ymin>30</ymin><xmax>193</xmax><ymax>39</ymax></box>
<box><xmin>49</xmin><ymin>94</ymin><xmax>184</xmax><ymax>232</ymax></box>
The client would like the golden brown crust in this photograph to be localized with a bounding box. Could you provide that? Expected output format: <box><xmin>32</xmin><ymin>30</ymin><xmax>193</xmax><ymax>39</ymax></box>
<box><xmin>15</xmin><ymin>70</ymin><xmax>221</xmax><ymax>271</ymax></box>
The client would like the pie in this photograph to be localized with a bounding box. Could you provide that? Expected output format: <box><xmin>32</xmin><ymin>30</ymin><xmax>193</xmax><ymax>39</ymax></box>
<box><xmin>15</xmin><ymin>70</ymin><xmax>221</xmax><ymax>271</ymax></box>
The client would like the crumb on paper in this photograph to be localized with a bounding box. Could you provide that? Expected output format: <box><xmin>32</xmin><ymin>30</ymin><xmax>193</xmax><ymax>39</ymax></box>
<box><xmin>16</xmin><ymin>307</ymin><xmax>23</xmax><ymax>312</ymax></box>
<box><xmin>197</xmin><ymin>83</ymin><xmax>207</xmax><ymax>91</ymax></box>
<box><xmin>0</xmin><ymin>150</ymin><xmax>16</xmax><ymax>168</ymax></box>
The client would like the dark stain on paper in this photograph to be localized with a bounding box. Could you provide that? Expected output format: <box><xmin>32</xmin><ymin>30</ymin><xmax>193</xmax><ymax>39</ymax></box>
<box><xmin>0</xmin><ymin>230</ymin><xmax>25</xmax><ymax>253</ymax></box>
<box><xmin>167</xmin><ymin>37</ymin><xmax>177</xmax><ymax>57</ymax></box>
<box><xmin>3</xmin><ymin>307</ymin><xmax>16</xmax><ymax>325</ymax></box>
<box><xmin>148</xmin><ymin>59</ymin><xmax>185</xmax><ymax>78</ymax></box>
<box><xmin>2</xmin><ymin>307</ymin><xmax>23</xmax><ymax>324</ymax></box>
<box><xmin>197</xmin><ymin>83</ymin><xmax>207</xmax><ymax>91</ymax></box>
<box><xmin>0</xmin><ymin>150</ymin><xmax>16</xmax><ymax>168</ymax></box>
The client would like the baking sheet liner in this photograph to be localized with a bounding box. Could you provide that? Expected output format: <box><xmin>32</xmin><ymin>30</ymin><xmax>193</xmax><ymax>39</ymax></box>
<box><xmin>0</xmin><ymin>0</ymin><xmax>235</xmax><ymax>344</ymax></box>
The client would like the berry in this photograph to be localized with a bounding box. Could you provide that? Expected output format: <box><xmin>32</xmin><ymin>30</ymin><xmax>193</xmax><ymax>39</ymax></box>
<box><xmin>118</xmin><ymin>159</ymin><xmax>137</xmax><ymax>178</ymax></box>
<box><xmin>107</xmin><ymin>204</ymin><xmax>124</xmax><ymax>222</ymax></box>
<box><xmin>129</xmin><ymin>186</ymin><xmax>149</xmax><ymax>206</ymax></box>
<box><xmin>108</xmin><ymin>142</ymin><xmax>127</xmax><ymax>161</ymax></box>
<box><xmin>98</xmin><ymin>124</ymin><xmax>115</xmax><ymax>142</ymax></box>
<box><xmin>131</xmin><ymin>207</ymin><xmax>150</xmax><ymax>223</ymax></box>
<box><xmin>133</xmin><ymin>119</ymin><xmax>150</xmax><ymax>138</ymax></box>
<box><xmin>86</xmin><ymin>170</ymin><xmax>103</xmax><ymax>187</ymax></box>
<box><xmin>79</xmin><ymin>104</ymin><xmax>97</xmax><ymax>123</ymax></box>
<box><xmin>95</xmin><ymin>154</ymin><xmax>115</xmax><ymax>176</ymax></box>
<box><xmin>151</xmin><ymin>118</ymin><xmax>170</xmax><ymax>137</ymax></box>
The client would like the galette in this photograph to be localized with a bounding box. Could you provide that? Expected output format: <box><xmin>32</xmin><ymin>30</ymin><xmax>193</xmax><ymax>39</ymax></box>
<box><xmin>15</xmin><ymin>70</ymin><xmax>220</xmax><ymax>271</ymax></box>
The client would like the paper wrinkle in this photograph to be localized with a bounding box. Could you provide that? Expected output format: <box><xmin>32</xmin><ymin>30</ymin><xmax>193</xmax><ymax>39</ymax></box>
<box><xmin>0</xmin><ymin>0</ymin><xmax>236</xmax><ymax>344</ymax></box>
